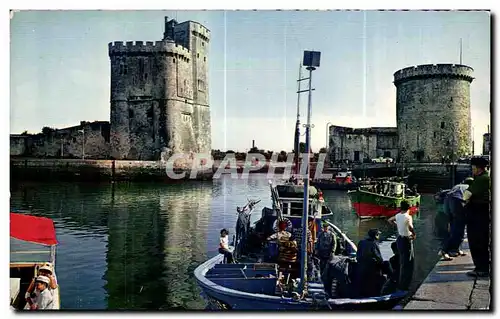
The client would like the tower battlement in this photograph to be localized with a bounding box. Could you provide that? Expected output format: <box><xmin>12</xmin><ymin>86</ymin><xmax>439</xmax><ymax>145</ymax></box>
<box><xmin>109</xmin><ymin>17</ymin><xmax>211</xmax><ymax>160</ymax></box>
<box><xmin>394</xmin><ymin>64</ymin><xmax>474</xmax><ymax>85</ymax></box>
<box><xmin>108</xmin><ymin>40</ymin><xmax>191</xmax><ymax>59</ymax></box>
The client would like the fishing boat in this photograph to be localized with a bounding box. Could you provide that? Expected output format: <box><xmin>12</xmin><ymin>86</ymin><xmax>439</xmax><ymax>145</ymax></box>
<box><xmin>194</xmin><ymin>190</ymin><xmax>406</xmax><ymax>310</ymax></box>
<box><xmin>311</xmin><ymin>170</ymin><xmax>358</xmax><ymax>191</ymax></box>
<box><xmin>10</xmin><ymin>212</ymin><xmax>60</xmax><ymax>310</ymax></box>
<box><xmin>347</xmin><ymin>181</ymin><xmax>421</xmax><ymax>219</ymax></box>
<box><xmin>194</xmin><ymin>57</ymin><xmax>407</xmax><ymax>310</ymax></box>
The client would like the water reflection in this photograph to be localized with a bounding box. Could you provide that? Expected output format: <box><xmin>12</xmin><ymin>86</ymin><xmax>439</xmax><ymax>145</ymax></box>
<box><xmin>10</xmin><ymin>176</ymin><xmax>442</xmax><ymax>310</ymax></box>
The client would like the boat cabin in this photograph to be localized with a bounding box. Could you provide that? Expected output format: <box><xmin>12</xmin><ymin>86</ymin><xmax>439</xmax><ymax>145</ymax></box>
<box><xmin>273</xmin><ymin>184</ymin><xmax>333</xmax><ymax>218</ymax></box>
<box><xmin>10</xmin><ymin>213</ymin><xmax>60</xmax><ymax>310</ymax></box>
<box><xmin>362</xmin><ymin>181</ymin><xmax>405</xmax><ymax>198</ymax></box>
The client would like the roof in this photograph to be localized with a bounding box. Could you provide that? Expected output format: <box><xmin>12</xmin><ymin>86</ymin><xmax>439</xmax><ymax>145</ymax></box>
<box><xmin>276</xmin><ymin>185</ymin><xmax>319</xmax><ymax>199</ymax></box>
<box><xmin>10</xmin><ymin>238</ymin><xmax>52</xmax><ymax>263</ymax></box>
<box><xmin>10</xmin><ymin>213</ymin><xmax>58</xmax><ymax>246</ymax></box>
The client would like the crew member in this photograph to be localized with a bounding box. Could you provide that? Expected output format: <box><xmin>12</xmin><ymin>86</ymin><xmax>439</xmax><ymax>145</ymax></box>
<box><xmin>355</xmin><ymin>228</ymin><xmax>385</xmax><ymax>297</ymax></box>
<box><xmin>315</xmin><ymin>222</ymin><xmax>337</xmax><ymax>274</ymax></box>
<box><xmin>219</xmin><ymin>229</ymin><xmax>235</xmax><ymax>264</ymax></box>
<box><xmin>388</xmin><ymin>200</ymin><xmax>416</xmax><ymax>291</ymax></box>
<box><xmin>463</xmin><ymin>157</ymin><xmax>491</xmax><ymax>277</ymax></box>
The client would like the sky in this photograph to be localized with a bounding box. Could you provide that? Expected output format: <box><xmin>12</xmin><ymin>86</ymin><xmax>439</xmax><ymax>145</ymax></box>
<box><xmin>10</xmin><ymin>10</ymin><xmax>491</xmax><ymax>153</ymax></box>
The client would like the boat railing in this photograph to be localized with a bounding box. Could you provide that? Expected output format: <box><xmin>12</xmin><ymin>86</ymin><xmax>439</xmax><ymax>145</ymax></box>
<box><xmin>356</xmin><ymin>188</ymin><xmax>418</xmax><ymax>200</ymax></box>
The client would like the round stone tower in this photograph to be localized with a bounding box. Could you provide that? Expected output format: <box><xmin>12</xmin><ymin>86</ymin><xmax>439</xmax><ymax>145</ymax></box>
<box><xmin>394</xmin><ymin>64</ymin><xmax>474</xmax><ymax>162</ymax></box>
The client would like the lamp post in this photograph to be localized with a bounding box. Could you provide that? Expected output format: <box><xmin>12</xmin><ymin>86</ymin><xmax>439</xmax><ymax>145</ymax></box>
<box><xmin>60</xmin><ymin>137</ymin><xmax>64</xmax><ymax>158</ymax></box>
<box><xmin>78</xmin><ymin>129</ymin><xmax>85</xmax><ymax>160</ymax></box>
<box><xmin>472</xmin><ymin>126</ymin><xmax>475</xmax><ymax>155</ymax></box>
<box><xmin>299</xmin><ymin>50</ymin><xmax>320</xmax><ymax>294</ymax></box>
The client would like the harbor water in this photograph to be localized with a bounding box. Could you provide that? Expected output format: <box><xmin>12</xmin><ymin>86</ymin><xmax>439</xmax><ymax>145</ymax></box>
<box><xmin>10</xmin><ymin>174</ymin><xmax>442</xmax><ymax>310</ymax></box>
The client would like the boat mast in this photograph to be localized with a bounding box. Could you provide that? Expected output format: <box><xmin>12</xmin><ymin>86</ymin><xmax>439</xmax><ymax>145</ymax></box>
<box><xmin>299</xmin><ymin>51</ymin><xmax>320</xmax><ymax>294</ymax></box>
<box><xmin>294</xmin><ymin>62</ymin><xmax>303</xmax><ymax>176</ymax></box>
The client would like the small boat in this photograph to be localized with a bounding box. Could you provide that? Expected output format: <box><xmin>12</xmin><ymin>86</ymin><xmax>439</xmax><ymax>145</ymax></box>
<box><xmin>10</xmin><ymin>212</ymin><xmax>60</xmax><ymax>310</ymax></box>
<box><xmin>311</xmin><ymin>170</ymin><xmax>358</xmax><ymax>191</ymax></box>
<box><xmin>347</xmin><ymin>181</ymin><xmax>420</xmax><ymax>219</ymax></box>
<box><xmin>194</xmin><ymin>189</ymin><xmax>407</xmax><ymax>309</ymax></box>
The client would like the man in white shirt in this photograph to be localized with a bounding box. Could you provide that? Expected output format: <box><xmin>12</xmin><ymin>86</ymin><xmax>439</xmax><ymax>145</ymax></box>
<box><xmin>219</xmin><ymin>229</ymin><xmax>235</xmax><ymax>264</ymax></box>
<box><xmin>388</xmin><ymin>200</ymin><xmax>416</xmax><ymax>291</ymax></box>
<box><xmin>31</xmin><ymin>276</ymin><xmax>54</xmax><ymax>310</ymax></box>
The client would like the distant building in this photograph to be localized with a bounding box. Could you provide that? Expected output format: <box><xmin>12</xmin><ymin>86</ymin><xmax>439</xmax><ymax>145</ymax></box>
<box><xmin>10</xmin><ymin>121</ymin><xmax>110</xmax><ymax>159</ymax></box>
<box><xmin>328</xmin><ymin>125</ymin><xmax>398</xmax><ymax>163</ymax></box>
<box><xmin>483</xmin><ymin>133</ymin><xmax>491</xmax><ymax>155</ymax></box>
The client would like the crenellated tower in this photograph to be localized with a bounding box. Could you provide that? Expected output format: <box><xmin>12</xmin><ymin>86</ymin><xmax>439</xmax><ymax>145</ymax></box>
<box><xmin>109</xmin><ymin>17</ymin><xmax>211</xmax><ymax>160</ymax></box>
<box><xmin>394</xmin><ymin>64</ymin><xmax>474</xmax><ymax>162</ymax></box>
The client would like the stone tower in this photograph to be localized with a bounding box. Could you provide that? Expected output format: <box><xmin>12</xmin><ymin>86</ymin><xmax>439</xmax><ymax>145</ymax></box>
<box><xmin>109</xmin><ymin>17</ymin><xmax>211</xmax><ymax>160</ymax></box>
<box><xmin>394</xmin><ymin>64</ymin><xmax>474</xmax><ymax>162</ymax></box>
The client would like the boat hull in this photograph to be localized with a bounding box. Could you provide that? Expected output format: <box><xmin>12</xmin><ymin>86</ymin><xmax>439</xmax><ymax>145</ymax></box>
<box><xmin>311</xmin><ymin>181</ymin><xmax>358</xmax><ymax>191</ymax></box>
<box><xmin>347</xmin><ymin>190</ymin><xmax>420</xmax><ymax>219</ymax></box>
<box><xmin>195</xmin><ymin>254</ymin><xmax>406</xmax><ymax>310</ymax></box>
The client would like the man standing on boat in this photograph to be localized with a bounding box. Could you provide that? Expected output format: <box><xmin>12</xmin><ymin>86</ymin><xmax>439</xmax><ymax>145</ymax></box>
<box><xmin>439</xmin><ymin>177</ymin><xmax>474</xmax><ymax>260</ymax></box>
<box><xmin>388</xmin><ymin>200</ymin><xmax>416</xmax><ymax>291</ymax></box>
<box><xmin>463</xmin><ymin>157</ymin><xmax>491</xmax><ymax>278</ymax></box>
<box><xmin>219</xmin><ymin>229</ymin><xmax>235</xmax><ymax>264</ymax></box>
<box><xmin>315</xmin><ymin>222</ymin><xmax>337</xmax><ymax>275</ymax></box>
<box><xmin>355</xmin><ymin>228</ymin><xmax>385</xmax><ymax>297</ymax></box>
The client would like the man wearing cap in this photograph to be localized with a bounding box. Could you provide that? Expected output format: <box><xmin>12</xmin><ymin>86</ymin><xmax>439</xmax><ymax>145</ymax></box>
<box><xmin>25</xmin><ymin>263</ymin><xmax>57</xmax><ymax>308</ymax></box>
<box><xmin>439</xmin><ymin>177</ymin><xmax>475</xmax><ymax>260</ymax></box>
<box><xmin>355</xmin><ymin>228</ymin><xmax>384</xmax><ymax>297</ymax></box>
<box><xmin>31</xmin><ymin>276</ymin><xmax>54</xmax><ymax>310</ymax></box>
<box><xmin>315</xmin><ymin>222</ymin><xmax>337</xmax><ymax>275</ymax></box>
<box><xmin>463</xmin><ymin>157</ymin><xmax>491</xmax><ymax>277</ymax></box>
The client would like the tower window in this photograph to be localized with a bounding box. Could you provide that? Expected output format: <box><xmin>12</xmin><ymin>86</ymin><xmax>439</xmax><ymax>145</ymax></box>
<box><xmin>204</xmin><ymin>57</ymin><xmax>206</xmax><ymax>62</ymax></box>
<box><xmin>129</xmin><ymin>109</ymin><xmax>134</xmax><ymax>119</ymax></box>
<box><xmin>405</xmin><ymin>124</ymin><xmax>408</xmax><ymax>130</ymax></box>
<box><xmin>144</xmin><ymin>73</ymin><xmax>148</xmax><ymax>80</ymax></box>
<box><xmin>197</xmin><ymin>53</ymin><xmax>200</xmax><ymax>58</ymax></box>
<box><xmin>139</xmin><ymin>59</ymin><xmax>144</xmax><ymax>74</ymax></box>
<box><xmin>441</xmin><ymin>122</ymin><xmax>445</xmax><ymax>129</ymax></box>
<box><xmin>173</xmin><ymin>58</ymin><xmax>176</xmax><ymax>63</ymax></box>
<box><xmin>202</xmin><ymin>42</ymin><xmax>204</xmax><ymax>46</ymax></box>
<box><xmin>434</xmin><ymin>132</ymin><xmax>437</xmax><ymax>138</ymax></box>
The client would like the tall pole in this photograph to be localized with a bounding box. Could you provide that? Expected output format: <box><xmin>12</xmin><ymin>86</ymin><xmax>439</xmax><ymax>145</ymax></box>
<box><xmin>326</xmin><ymin>122</ymin><xmax>332</xmax><ymax>167</ymax></box>
<box><xmin>294</xmin><ymin>63</ymin><xmax>303</xmax><ymax>175</ymax></box>
<box><xmin>325</xmin><ymin>122</ymin><xmax>332</xmax><ymax>151</ymax></box>
<box><xmin>472</xmin><ymin>126</ymin><xmax>475</xmax><ymax>155</ymax></box>
<box><xmin>459</xmin><ymin>38</ymin><xmax>463</xmax><ymax>65</ymax></box>
<box><xmin>299</xmin><ymin>66</ymin><xmax>314</xmax><ymax>294</ymax></box>
<box><xmin>79</xmin><ymin>129</ymin><xmax>85</xmax><ymax>160</ymax></box>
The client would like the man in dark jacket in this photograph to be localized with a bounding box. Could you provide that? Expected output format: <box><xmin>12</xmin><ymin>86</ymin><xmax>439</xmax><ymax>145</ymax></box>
<box><xmin>463</xmin><ymin>157</ymin><xmax>491</xmax><ymax>277</ymax></box>
<box><xmin>355</xmin><ymin>228</ymin><xmax>385</xmax><ymax>297</ymax></box>
<box><xmin>316</xmin><ymin>222</ymin><xmax>337</xmax><ymax>275</ymax></box>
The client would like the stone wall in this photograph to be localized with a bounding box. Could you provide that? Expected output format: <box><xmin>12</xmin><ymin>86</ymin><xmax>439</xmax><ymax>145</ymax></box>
<box><xmin>328</xmin><ymin>125</ymin><xmax>398</xmax><ymax>162</ymax></box>
<box><xmin>10</xmin><ymin>135</ymin><xmax>29</xmax><ymax>156</ymax></box>
<box><xmin>10</xmin><ymin>121</ymin><xmax>110</xmax><ymax>159</ymax></box>
<box><xmin>394</xmin><ymin>64</ymin><xmax>474</xmax><ymax>162</ymax></box>
<box><xmin>10</xmin><ymin>158</ymin><xmax>213</xmax><ymax>182</ymax></box>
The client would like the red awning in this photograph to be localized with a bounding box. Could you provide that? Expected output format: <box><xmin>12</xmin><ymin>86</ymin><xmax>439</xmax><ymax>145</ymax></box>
<box><xmin>10</xmin><ymin>213</ymin><xmax>58</xmax><ymax>246</ymax></box>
